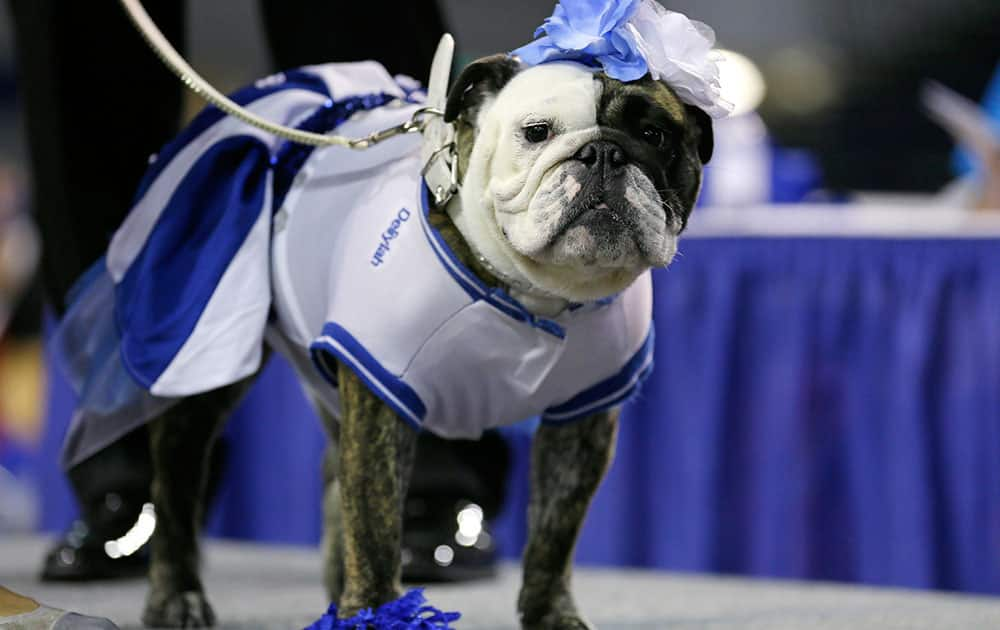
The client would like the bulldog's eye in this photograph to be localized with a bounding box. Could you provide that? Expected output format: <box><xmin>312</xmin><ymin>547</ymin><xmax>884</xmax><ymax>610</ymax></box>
<box><xmin>641</xmin><ymin>126</ymin><xmax>668</xmax><ymax>149</ymax></box>
<box><xmin>523</xmin><ymin>123</ymin><xmax>551</xmax><ymax>143</ymax></box>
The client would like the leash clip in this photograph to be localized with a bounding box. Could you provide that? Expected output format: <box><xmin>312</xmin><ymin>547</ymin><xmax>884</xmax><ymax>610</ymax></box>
<box><xmin>347</xmin><ymin>107</ymin><xmax>445</xmax><ymax>150</ymax></box>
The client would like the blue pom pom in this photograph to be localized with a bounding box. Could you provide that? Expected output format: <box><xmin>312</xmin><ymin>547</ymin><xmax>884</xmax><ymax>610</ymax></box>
<box><xmin>304</xmin><ymin>588</ymin><xmax>460</xmax><ymax>630</ymax></box>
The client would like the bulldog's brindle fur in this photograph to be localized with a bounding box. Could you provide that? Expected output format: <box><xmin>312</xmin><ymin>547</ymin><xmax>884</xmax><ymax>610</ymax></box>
<box><xmin>141</xmin><ymin>57</ymin><xmax>711</xmax><ymax>629</ymax></box>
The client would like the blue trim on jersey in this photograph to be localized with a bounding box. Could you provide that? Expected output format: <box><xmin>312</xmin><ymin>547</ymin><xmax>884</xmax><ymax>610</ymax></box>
<box><xmin>417</xmin><ymin>182</ymin><xmax>566</xmax><ymax>339</ymax></box>
<box><xmin>271</xmin><ymin>92</ymin><xmax>396</xmax><ymax>212</ymax></box>
<box><xmin>310</xmin><ymin>322</ymin><xmax>426</xmax><ymax>430</ymax></box>
<box><xmin>541</xmin><ymin>329</ymin><xmax>655</xmax><ymax>424</ymax></box>
<box><xmin>394</xmin><ymin>76</ymin><xmax>427</xmax><ymax>103</ymax></box>
<box><xmin>116</xmin><ymin>136</ymin><xmax>272</xmax><ymax>389</ymax></box>
<box><xmin>132</xmin><ymin>70</ymin><xmax>331</xmax><ymax>206</ymax></box>
<box><xmin>568</xmin><ymin>295</ymin><xmax>618</xmax><ymax>312</ymax></box>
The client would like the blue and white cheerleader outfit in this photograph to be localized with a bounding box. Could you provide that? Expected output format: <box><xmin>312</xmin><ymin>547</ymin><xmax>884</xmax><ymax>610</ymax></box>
<box><xmin>57</xmin><ymin>61</ymin><xmax>655</xmax><ymax>468</ymax></box>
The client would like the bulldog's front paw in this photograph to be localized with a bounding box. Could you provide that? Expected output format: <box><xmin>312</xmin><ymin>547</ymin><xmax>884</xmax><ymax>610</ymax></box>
<box><xmin>523</xmin><ymin>613</ymin><xmax>595</xmax><ymax>630</ymax></box>
<box><xmin>142</xmin><ymin>590</ymin><xmax>216</xmax><ymax>628</ymax></box>
<box><xmin>519</xmin><ymin>592</ymin><xmax>595</xmax><ymax>630</ymax></box>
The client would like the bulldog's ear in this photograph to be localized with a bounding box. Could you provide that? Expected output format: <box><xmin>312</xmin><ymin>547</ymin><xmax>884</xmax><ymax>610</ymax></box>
<box><xmin>444</xmin><ymin>55</ymin><xmax>520</xmax><ymax>124</ymax></box>
<box><xmin>685</xmin><ymin>105</ymin><xmax>714</xmax><ymax>164</ymax></box>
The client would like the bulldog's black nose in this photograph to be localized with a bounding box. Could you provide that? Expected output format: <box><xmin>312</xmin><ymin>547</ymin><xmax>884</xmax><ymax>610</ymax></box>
<box><xmin>574</xmin><ymin>141</ymin><xmax>627</xmax><ymax>171</ymax></box>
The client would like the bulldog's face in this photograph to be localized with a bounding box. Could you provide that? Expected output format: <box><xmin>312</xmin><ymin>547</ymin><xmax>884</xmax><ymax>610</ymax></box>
<box><xmin>445</xmin><ymin>56</ymin><xmax>713</xmax><ymax>302</ymax></box>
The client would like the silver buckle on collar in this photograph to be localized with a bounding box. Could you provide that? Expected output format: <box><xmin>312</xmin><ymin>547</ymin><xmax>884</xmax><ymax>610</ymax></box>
<box><xmin>421</xmin><ymin>139</ymin><xmax>459</xmax><ymax>207</ymax></box>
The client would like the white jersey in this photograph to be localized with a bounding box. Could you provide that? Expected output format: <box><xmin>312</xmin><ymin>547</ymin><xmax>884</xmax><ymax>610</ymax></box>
<box><xmin>58</xmin><ymin>61</ymin><xmax>654</xmax><ymax>465</ymax></box>
<box><xmin>270</xmin><ymin>141</ymin><xmax>654</xmax><ymax>437</ymax></box>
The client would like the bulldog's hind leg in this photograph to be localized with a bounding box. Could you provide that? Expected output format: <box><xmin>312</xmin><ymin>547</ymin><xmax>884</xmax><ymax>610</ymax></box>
<box><xmin>518</xmin><ymin>410</ymin><xmax>619</xmax><ymax>630</ymax></box>
<box><xmin>335</xmin><ymin>362</ymin><xmax>417</xmax><ymax>617</ymax></box>
<box><xmin>142</xmin><ymin>378</ymin><xmax>256</xmax><ymax>628</ymax></box>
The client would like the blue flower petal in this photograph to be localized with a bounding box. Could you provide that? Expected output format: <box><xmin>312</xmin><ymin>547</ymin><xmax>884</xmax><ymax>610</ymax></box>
<box><xmin>513</xmin><ymin>36</ymin><xmax>569</xmax><ymax>65</ymax></box>
<box><xmin>596</xmin><ymin>0</ymin><xmax>642</xmax><ymax>33</ymax></box>
<box><xmin>554</xmin><ymin>1</ymin><xmax>601</xmax><ymax>36</ymax></box>
<box><xmin>558</xmin><ymin>0</ymin><xmax>640</xmax><ymax>35</ymax></box>
<box><xmin>513</xmin><ymin>0</ymin><xmax>649</xmax><ymax>83</ymax></box>
<box><xmin>546</xmin><ymin>21</ymin><xmax>610</xmax><ymax>53</ymax></box>
<box><xmin>601</xmin><ymin>54</ymin><xmax>648</xmax><ymax>82</ymax></box>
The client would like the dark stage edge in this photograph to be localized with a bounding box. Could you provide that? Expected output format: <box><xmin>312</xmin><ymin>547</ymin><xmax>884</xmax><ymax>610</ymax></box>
<box><xmin>3</xmin><ymin>536</ymin><xmax>999</xmax><ymax>629</ymax></box>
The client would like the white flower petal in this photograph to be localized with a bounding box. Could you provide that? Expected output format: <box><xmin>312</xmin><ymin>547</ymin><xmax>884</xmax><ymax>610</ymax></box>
<box><xmin>625</xmin><ymin>1</ymin><xmax>732</xmax><ymax>118</ymax></box>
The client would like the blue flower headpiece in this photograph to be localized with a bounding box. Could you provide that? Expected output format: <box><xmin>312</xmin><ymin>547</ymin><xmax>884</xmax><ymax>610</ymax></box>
<box><xmin>512</xmin><ymin>0</ymin><xmax>732</xmax><ymax>118</ymax></box>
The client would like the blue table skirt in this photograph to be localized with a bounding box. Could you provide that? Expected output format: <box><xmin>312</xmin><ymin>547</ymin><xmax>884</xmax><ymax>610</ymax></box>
<box><xmin>36</xmin><ymin>237</ymin><xmax>1000</xmax><ymax>594</ymax></box>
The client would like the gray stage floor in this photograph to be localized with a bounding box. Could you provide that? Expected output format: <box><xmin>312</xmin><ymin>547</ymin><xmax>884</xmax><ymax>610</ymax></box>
<box><xmin>3</xmin><ymin>536</ymin><xmax>1000</xmax><ymax>629</ymax></box>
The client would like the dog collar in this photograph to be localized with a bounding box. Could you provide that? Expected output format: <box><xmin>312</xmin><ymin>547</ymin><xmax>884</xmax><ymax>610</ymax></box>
<box><xmin>421</xmin><ymin>35</ymin><xmax>461</xmax><ymax>207</ymax></box>
<box><xmin>468</xmin><ymin>250</ymin><xmax>571</xmax><ymax>314</ymax></box>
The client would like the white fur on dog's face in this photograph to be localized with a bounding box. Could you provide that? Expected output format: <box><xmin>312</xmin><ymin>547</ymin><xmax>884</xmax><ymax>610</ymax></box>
<box><xmin>453</xmin><ymin>63</ymin><xmax>683</xmax><ymax>303</ymax></box>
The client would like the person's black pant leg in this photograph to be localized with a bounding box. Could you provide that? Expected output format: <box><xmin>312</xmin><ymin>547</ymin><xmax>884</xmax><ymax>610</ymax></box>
<box><xmin>10</xmin><ymin>0</ymin><xmax>185</xmax><ymax>579</ymax></box>
<box><xmin>259</xmin><ymin>0</ymin><xmax>447</xmax><ymax>79</ymax></box>
<box><xmin>9</xmin><ymin>0</ymin><xmax>186</xmax><ymax>310</ymax></box>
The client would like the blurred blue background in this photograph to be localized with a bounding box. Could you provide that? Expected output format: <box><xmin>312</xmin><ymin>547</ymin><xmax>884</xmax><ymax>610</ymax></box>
<box><xmin>2</xmin><ymin>0</ymin><xmax>1000</xmax><ymax>598</ymax></box>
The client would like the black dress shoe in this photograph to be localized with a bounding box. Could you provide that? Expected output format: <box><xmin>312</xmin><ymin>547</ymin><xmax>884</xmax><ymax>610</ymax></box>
<box><xmin>401</xmin><ymin>496</ymin><xmax>498</xmax><ymax>583</ymax></box>
<box><xmin>42</xmin><ymin>430</ymin><xmax>227</xmax><ymax>582</ymax></box>
<box><xmin>43</xmin><ymin>428</ymin><xmax>154</xmax><ymax>582</ymax></box>
<box><xmin>41</xmin><ymin>521</ymin><xmax>149</xmax><ymax>582</ymax></box>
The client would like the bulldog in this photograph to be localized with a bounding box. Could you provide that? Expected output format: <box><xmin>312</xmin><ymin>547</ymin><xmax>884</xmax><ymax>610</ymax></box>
<box><xmin>57</xmin><ymin>28</ymin><xmax>715</xmax><ymax>630</ymax></box>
